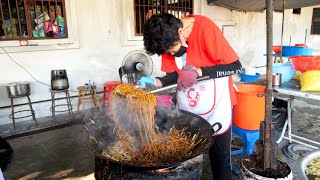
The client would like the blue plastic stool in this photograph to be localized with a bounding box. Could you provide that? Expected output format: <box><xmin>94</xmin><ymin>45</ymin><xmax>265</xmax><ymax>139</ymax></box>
<box><xmin>231</xmin><ymin>124</ymin><xmax>260</xmax><ymax>157</ymax></box>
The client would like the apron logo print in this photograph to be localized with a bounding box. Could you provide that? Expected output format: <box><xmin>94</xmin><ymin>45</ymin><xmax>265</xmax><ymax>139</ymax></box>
<box><xmin>187</xmin><ymin>88</ymin><xmax>199</xmax><ymax>109</ymax></box>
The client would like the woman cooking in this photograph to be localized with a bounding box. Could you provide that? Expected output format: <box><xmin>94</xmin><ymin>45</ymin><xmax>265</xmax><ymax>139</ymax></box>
<box><xmin>139</xmin><ymin>13</ymin><xmax>242</xmax><ymax>180</ymax></box>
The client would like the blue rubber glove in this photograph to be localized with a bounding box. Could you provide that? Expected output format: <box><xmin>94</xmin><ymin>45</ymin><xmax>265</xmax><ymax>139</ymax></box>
<box><xmin>138</xmin><ymin>76</ymin><xmax>156</xmax><ymax>89</ymax></box>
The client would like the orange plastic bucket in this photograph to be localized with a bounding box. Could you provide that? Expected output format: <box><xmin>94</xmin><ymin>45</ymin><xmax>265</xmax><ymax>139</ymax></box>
<box><xmin>233</xmin><ymin>84</ymin><xmax>266</xmax><ymax>130</ymax></box>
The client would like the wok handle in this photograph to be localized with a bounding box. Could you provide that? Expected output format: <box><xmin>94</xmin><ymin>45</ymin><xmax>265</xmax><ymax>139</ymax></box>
<box><xmin>211</xmin><ymin>122</ymin><xmax>222</xmax><ymax>135</ymax></box>
<box><xmin>147</xmin><ymin>76</ymin><xmax>210</xmax><ymax>94</ymax></box>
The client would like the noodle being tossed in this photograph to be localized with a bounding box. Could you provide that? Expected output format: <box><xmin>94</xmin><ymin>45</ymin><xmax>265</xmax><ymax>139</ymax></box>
<box><xmin>101</xmin><ymin>84</ymin><xmax>206</xmax><ymax>165</ymax></box>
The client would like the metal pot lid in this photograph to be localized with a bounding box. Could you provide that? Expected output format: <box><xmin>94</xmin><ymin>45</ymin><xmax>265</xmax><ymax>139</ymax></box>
<box><xmin>6</xmin><ymin>81</ymin><xmax>30</xmax><ymax>87</ymax></box>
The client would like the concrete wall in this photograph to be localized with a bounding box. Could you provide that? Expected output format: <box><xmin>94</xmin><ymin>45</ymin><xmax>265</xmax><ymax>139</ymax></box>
<box><xmin>0</xmin><ymin>0</ymin><xmax>319</xmax><ymax>125</ymax></box>
<box><xmin>201</xmin><ymin>2</ymin><xmax>320</xmax><ymax>67</ymax></box>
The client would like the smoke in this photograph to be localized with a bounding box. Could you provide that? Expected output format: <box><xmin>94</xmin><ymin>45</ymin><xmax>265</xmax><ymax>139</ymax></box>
<box><xmin>82</xmin><ymin>92</ymin><xmax>195</xmax><ymax>162</ymax></box>
<box><xmin>83</xmin><ymin>108</ymin><xmax>117</xmax><ymax>153</ymax></box>
<box><xmin>155</xmin><ymin>106</ymin><xmax>181</xmax><ymax>133</ymax></box>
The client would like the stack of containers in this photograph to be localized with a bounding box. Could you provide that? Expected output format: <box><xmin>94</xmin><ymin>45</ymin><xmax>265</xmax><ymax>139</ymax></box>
<box><xmin>272</xmin><ymin>45</ymin><xmax>314</xmax><ymax>82</ymax></box>
<box><xmin>289</xmin><ymin>56</ymin><xmax>320</xmax><ymax>92</ymax></box>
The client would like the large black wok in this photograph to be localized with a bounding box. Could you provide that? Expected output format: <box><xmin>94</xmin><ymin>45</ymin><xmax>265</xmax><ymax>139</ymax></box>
<box><xmin>85</xmin><ymin>108</ymin><xmax>221</xmax><ymax>169</ymax></box>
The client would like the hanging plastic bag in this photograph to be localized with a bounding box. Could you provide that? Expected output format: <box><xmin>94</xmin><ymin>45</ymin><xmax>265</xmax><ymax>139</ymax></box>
<box><xmin>44</xmin><ymin>21</ymin><xmax>53</xmax><ymax>33</ymax></box>
<box><xmin>300</xmin><ymin>70</ymin><xmax>320</xmax><ymax>92</ymax></box>
<box><xmin>52</xmin><ymin>25</ymin><xmax>60</xmax><ymax>35</ymax></box>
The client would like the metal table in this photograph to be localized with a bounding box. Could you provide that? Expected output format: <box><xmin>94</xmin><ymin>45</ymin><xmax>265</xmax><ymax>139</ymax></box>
<box><xmin>274</xmin><ymin>80</ymin><xmax>320</xmax><ymax>149</ymax></box>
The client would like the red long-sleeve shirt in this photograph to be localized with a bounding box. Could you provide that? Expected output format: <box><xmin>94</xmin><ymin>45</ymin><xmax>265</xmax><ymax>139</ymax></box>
<box><xmin>161</xmin><ymin>15</ymin><xmax>239</xmax><ymax>73</ymax></box>
<box><xmin>160</xmin><ymin>15</ymin><xmax>239</xmax><ymax>105</ymax></box>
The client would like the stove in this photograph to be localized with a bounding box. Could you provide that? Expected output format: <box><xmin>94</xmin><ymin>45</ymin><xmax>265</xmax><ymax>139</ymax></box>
<box><xmin>94</xmin><ymin>154</ymin><xmax>203</xmax><ymax>180</ymax></box>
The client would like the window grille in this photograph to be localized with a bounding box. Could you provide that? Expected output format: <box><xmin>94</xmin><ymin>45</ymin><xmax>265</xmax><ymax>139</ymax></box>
<box><xmin>134</xmin><ymin>0</ymin><xmax>193</xmax><ymax>36</ymax></box>
<box><xmin>311</xmin><ymin>8</ymin><xmax>320</xmax><ymax>35</ymax></box>
<box><xmin>0</xmin><ymin>0</ymin><xmax>67</xmax><ymax>41</ymax></box>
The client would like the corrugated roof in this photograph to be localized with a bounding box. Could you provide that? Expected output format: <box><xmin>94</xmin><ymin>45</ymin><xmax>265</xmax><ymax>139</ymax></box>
<box><xmin>207</xmin><ymin>0</ymin><xmax>320</xmax><ymax>12</ymax></box>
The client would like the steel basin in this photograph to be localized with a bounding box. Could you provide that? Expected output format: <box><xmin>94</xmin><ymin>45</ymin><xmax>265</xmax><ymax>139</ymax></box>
<box><xmin>6</xmin><ymin>82</ymin><xmax>31</xmax><ymax>98</ymax></box>
<box><xmin>297</xmin><ymin>149</ymin><xmax>320</xmax><ymax>180</ymax></box>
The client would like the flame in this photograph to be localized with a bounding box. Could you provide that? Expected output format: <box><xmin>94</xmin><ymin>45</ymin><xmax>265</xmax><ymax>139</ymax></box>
<box><xmin>148</xmin><ymin>168</ymin><xmax>170</xmax><ymax>173</ymax></box>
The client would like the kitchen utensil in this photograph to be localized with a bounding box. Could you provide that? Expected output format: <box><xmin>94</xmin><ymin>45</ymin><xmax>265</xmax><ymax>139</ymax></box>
<box><xmin>272</xmin><ymin>73</ymin><xmax>282</xmax><ymax>86</ymax></box>
<box><xmin>147</xmin><ymin>76</ymin><xmax>210</xmax><ymax>94</ymax></box>
<box><xmin>86</xmin><ymin>109</ymin><xmax>221</xmax><ymax>169</ymax></box>
<box><xmin>295</xmin><ymin>44</ymin><xmax>308</xmax><ymax>48</ymax></box>
<box><xmin>304</xmin><ymin>28</ymin><xmax>307</xmax><ymax>45</ymax></box>
<box><xmin>119</xmin><ymin>50</ymin><xmax>153</xmax><ymax>84</ymax></box>
<box><xmin>282</xmin><ymin>46</ymin><xmax>305</xmax><ymax>56</ymax></box>
<box><xmin>272</xmin><ymin>45</ymin><xmax>281</xmax><ymax>54</ymax></box>
<box><xmin>289</xmin><ymin>35</ymin><xmax>291</xmax><ymax>46</ymax></box>
<box><xmin>6</xmin><ymin>82</ymin><xmax>31</xmax><ymax>97</ymax></box>
<box><xmin>240</xmin><ymin>72</ymin><xmax>260</xmax><ymax>83</ymax></box>
<box><xmin>272</xmin><ymin>62</ymin><xmax>296</xmax><ymax>82</ymax></box>
<box><xmin>51</xmin><ymin>69</ymin><xmax>69</xmax><ymax>90</ymax></box>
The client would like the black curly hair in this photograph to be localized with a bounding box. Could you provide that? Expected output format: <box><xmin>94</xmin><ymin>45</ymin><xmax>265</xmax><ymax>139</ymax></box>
<box><xmin>143</xmin><ymin>13</ymin><xmax>183</xmax><ymax>55</ymax></box>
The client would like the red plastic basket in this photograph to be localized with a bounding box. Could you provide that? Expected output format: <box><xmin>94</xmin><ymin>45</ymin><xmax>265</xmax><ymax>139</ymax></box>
<box><xmin>289</xmin><ymin>56</ymin><xmax>320</xmax><ymax>72</ymax></box>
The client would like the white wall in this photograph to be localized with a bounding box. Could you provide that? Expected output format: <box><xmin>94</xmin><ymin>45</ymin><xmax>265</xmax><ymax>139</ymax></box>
<box><xmin>201</xmin><ymin>2</ymin><xmax>320</xmax><ymax>67</ymax></box>
<box><xmin>0</xmin><ymin>0</ymin><xmax>319</xmax><ymax>125</ymax></box>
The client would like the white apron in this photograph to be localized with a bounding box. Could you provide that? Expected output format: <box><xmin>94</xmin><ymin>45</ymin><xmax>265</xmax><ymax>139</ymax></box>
<box><xmin>177</xmin><ymin>77</ymin><xmax>232</xmax><ymax>135</ymax></box>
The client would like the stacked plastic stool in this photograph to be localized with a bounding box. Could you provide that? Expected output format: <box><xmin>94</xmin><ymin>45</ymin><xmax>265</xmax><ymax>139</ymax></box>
<box><xmin>102</xmin><ymin>81</ymin><xmax>121</xmax><ymax>107</ymax></box>
<box><xmin>231</xmin><ymin>124</ymin><xmax>260</xmax><ymax>157</ymax></box>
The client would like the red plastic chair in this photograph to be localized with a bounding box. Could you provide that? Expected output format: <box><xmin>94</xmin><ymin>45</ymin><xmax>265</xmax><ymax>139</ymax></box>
<box><xmin>102</xmin><ymin>81</ymin><xmax>121</xmax><ymax>107</ymax></box>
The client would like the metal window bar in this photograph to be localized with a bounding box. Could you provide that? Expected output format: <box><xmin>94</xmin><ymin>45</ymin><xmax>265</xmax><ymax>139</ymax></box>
<box><xmin>54</xmin><ymin>0</ymin><xmax>58</xmax><ymax>36</ymax></box>
<box><xmin>25</xmin><ymin>0</ymin><xmax>32</xmax><ymax>39</ymax></box>
<box><xmin>139</xmin><ymin>0</ymin><xmax>141</xmax><ymax>34</ymax></box>
<box><xmin>144</xmin><ymin>0</ymin><xmax>147</xmax><ymax>27</ymax></box>
<box><xmin>134</xmin><ymin>0</ymin><xmax>193</xmax><ymax>35</ymax></box>
<box><xmin>0</xmin><ymin>0</ymin><xmax>67</xmax><ymax>41</ymax></box>
<box><xmin>7</xmin><ymin>0</ymin><xmax>14</xmax><ymax>38</ymax></box>
<box><xmin>15</xmin><ymin>0</ymin><xmax>22</xmax><ymax>38</ymax></box>
<box><xmin>151</xmin><ymin>0</ymin><xmax>153</xmax><ymax>15</ymax></box>
<box><xmin>62</xmin><ymin>0</ymin><xmax>67</xmax><ymax>37</ymax></box>
<box><xmin>134</xmin><ymin>0</ymin><xmax>137</xmax><ymax>34</ymax></box>
<box><xmin>0</xmin><ymin>1</ymin><xmax>5</xmax><ymax>36</ymax></box>
<box><xmin>41</xmin><ymin>0</ymin><xmax>46</xmax><ymax>38</ymax></box>
<box><xmin>33</xmin><ymin>1</ymin><xmax>40</xmax><ymax>38</ymax></box>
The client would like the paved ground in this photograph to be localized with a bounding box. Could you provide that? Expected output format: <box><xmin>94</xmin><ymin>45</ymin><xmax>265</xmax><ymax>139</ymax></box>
<box><xmin>1</xmin><ymin>95</ymin><xmax>319</xmax><ymax>180</ymax></box>
<box><xmin>2</xmin><ymin>123</ymin><xmax>238</xmax><ymax>180</ymax></box>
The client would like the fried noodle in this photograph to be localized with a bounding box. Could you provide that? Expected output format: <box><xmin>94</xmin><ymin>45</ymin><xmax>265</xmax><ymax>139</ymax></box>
<box><xmin>101</xmin><ymin>84</ymin><xmax>206</xmax><ymax>165</ymax></box>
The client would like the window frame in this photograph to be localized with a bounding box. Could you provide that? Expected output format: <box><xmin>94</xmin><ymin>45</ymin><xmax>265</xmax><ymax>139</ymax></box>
<box><xmin>0</xmin><ymin>0</ymin><xmax>68</xmax><ymax>41</ymax></box>
<box><xmin>292</xmin><ymin>8</ymin><xmax>301</xmax><ymax>15</ymax></box>
<box><xmin>0</xmin><ymin>0</ymin><xmax>79</xmax><ymax>52</ymax></box>
<box><xmin>121</xmin><ymin>0</ymin><xmax>199</xmax><ymax>46</ymax></box>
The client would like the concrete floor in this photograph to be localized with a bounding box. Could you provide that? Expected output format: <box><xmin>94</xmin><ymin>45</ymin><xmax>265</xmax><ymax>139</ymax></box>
<box><xmin>1</xmin><ymin>95</ymin><xmax>319</xmax><ymax>180</ymax></box>
<box><xmin>4</xmin><ymin>124</ymin><xmax>94</xmax><ymax>180</ymax></box>
<box><xmin>3</xmin><ymin>123</ymin><xmax>240</xmax><ymax>180</ymax></box>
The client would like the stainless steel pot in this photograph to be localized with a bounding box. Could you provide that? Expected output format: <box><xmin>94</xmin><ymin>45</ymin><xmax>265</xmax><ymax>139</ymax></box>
<box><xmin>6</xmin><ymin>82</ymin><xmax>31</xmax><ymax>97</ymax></box>
<box><xmin>297</xmin><ymin>149</ymin><xmax>320</xmax><ymax>180</ymax></box>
